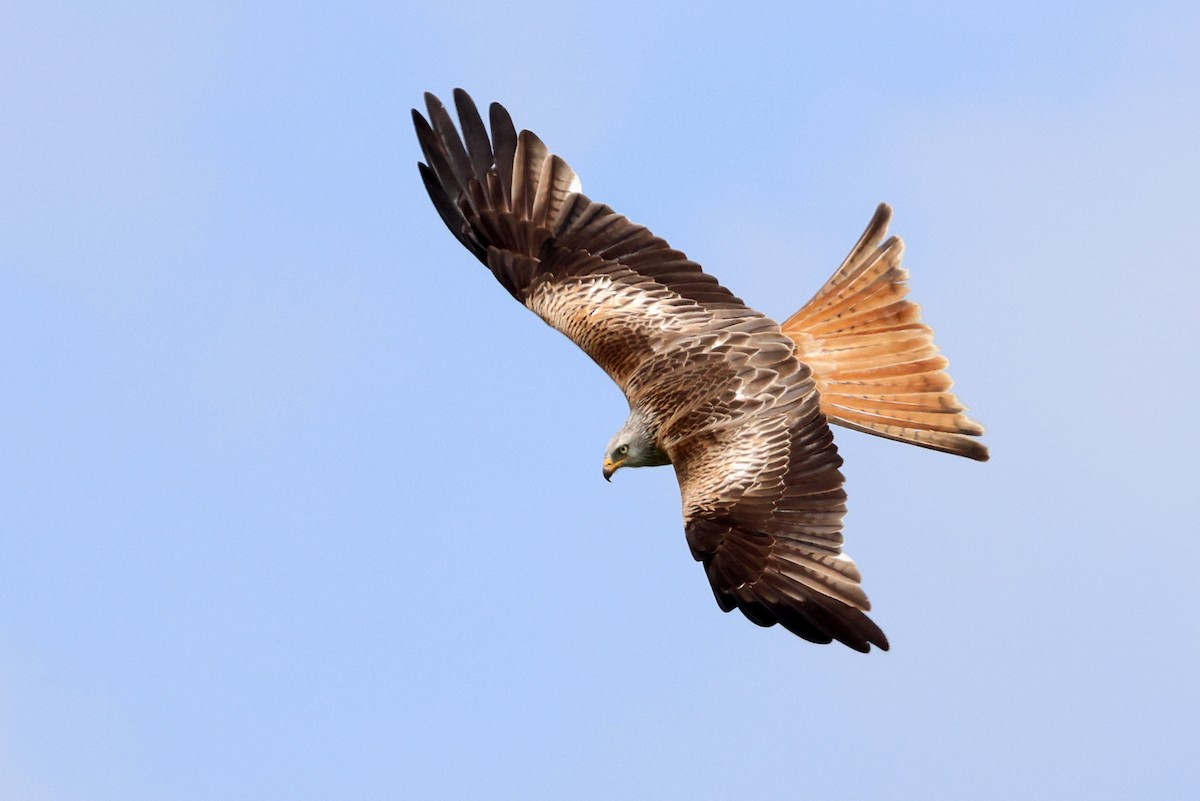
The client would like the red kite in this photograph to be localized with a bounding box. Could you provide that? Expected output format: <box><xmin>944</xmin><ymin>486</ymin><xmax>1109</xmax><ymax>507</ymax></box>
<box><xmin>414</xmin><ymin>90</ymin><xmax>987</xmax><ymax>651</ymax></box>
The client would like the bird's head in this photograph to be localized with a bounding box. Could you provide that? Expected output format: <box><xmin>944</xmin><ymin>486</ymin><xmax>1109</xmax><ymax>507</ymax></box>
<box><xmin>602</xmin><ymin>420</ymin><xmax>670</xmax><ymax>481</ymax></box>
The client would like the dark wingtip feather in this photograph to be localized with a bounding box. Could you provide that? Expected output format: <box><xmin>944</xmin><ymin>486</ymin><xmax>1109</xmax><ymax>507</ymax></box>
<box><xmin>424</xmin><ymin>92</ymin><xmax>474</xmax><ymax>192</ymax></box>
<box><xmin>411</xmin><ymin>108</ymin><xmax>434</xmax><ymax>166</ymax></box>
<box><xmin>418</xmin><ymin>161</ymin><xmax>484</xmax><ymax>261</ymax></box>
<box><xmin>489</xmin><ymin>101</ymin><xmax>518</xmax><ymax>209</ymax></box>
<box><xmin>453</xmin><ymin>88</ymin><xmax>494</xmax><ymax>180</ymax></box>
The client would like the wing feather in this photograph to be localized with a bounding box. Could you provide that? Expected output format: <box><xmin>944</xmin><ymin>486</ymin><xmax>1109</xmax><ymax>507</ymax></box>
<box><xmin>423</xmin><ymin>93</ymin><xmax>474</xmax><ymax>196</ymax></box>
<box><xmin>488</xmin><ymin>101</ymin><xmax>519</xmax><ymax>211</ymax></box>
<box><xmin>414</xmin><ymin>90</ymin><xmax>759</xmax><ymax>393</ymax></box>
<box><xmin>452</xmin><ymin>89</ymin><xmax>495</xmax><ymax>185</ymax></box>
<box><xmin>415</xmin><ymin>91</ymin><xmax>745</xmax><ymax>304</ymax></box>
<box><xmin>416</xmin><ymin>161</ymin><xmax>478</xmax><ymax>258</ymax></box>
<box><xmin>673</xmin><ymin>378</ymin><xmax>888</xmax><ymax>652</ymax></box>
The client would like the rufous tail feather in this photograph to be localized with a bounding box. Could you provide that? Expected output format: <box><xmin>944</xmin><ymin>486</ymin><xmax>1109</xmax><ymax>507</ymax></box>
<box><xmin>782</xmin><ymin>204</ymin><xmax>989</xmax><ymax>461</ymax></box>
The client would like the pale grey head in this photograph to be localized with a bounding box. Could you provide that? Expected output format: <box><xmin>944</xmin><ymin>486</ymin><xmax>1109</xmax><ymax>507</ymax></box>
<box><xmin>602</xmin><ymin>411</ymin><xmax>671</xmax><ymax>481</ymax></box>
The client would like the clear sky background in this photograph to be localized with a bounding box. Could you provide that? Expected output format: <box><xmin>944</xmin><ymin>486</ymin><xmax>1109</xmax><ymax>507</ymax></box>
<box><xmin>2</xmin><ymin>2</ymin><xmax>1198</xmax><ymax>799</ymax></box>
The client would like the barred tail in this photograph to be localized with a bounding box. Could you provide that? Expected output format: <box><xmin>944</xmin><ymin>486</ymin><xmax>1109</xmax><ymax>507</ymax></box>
<box><xmin>782</xmin><ymin>204</ymin><xmax>989</xmax><ymax>461</ymax></box>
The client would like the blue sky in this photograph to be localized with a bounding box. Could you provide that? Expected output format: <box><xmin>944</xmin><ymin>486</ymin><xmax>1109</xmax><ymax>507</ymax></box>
<box><xmin>2</xmin><ymin>2</ymin><xmax>1198</xmax><ymax>799</ymax></box>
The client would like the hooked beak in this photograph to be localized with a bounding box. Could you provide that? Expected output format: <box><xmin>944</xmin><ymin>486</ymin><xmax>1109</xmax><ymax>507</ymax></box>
<box><xmin>602</xmin><ymin>457</ymin><xmax>622</xmax><ymax>482</ymax></box>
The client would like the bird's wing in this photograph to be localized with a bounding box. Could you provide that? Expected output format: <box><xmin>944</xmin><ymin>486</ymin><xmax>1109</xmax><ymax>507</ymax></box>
<box><xmin>668</xmin><ymin>367</ymin><xmax>889</xmax><ymax>652</ymax></box>
<box><xmin>413</xmin><ymin>89</ymin><xmax>766</xmax><ymax>392</ymax></box>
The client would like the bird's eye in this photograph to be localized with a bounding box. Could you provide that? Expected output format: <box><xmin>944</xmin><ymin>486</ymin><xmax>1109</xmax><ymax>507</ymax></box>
<box><xmin>617</xmin><ymin>445</ymin><xmax>629</xmax><ymax>456</ymax></box>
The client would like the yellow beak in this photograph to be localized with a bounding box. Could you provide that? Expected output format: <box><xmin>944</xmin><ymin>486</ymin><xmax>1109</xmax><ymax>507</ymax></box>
<box><xmin>602</xmin><ymin>457</ymin><xmax>624</xmax><ymax>482</ymax></box>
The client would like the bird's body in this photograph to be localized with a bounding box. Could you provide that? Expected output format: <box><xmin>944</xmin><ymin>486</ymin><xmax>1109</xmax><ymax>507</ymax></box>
<box><xmin>414</xmin><ymin>90</ymin><xmax>987</xmax><ymax>652</ymax></box>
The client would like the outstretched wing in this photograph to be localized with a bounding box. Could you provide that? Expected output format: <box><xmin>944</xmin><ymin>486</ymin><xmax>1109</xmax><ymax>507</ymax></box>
<box><xmin>670</xmin><ymin>371</ymin><xmax>889</xmax><ymax>652</ymax></box>
<box><xmin>413</xmin><ymin>89</ymin><xmax>764</xmax><ymax>392</ymax></box>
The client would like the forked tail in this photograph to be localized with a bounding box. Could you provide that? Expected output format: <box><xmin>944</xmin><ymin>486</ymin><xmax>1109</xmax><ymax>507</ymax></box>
<box><xmin>782</xmin><ymin>204</ymin><xmax>989</xmax><ymax>461</ymax></box>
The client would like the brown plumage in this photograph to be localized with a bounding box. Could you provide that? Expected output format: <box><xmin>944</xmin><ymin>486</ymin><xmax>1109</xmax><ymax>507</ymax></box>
<box><xmin>414</xmin><ymin>89</ymin><xmax>988</xmax><ymax>652</ymax></box>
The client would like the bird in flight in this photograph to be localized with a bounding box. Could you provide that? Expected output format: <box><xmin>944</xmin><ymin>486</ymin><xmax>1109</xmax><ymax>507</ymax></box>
<box><xmin>413</xmin><ymin>90</ymin><xmax>987</xmax><ymax>652</ymax></box>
